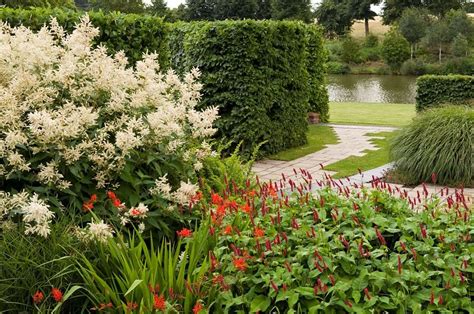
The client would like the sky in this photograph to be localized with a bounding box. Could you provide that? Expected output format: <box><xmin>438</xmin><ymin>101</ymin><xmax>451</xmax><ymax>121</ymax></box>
<box><xmin>145</xmin><ymin>0</ymin><xmax>383</xmax><ymax>13</ymax></box>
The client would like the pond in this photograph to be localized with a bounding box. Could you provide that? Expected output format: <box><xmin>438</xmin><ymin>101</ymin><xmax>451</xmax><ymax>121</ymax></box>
<box><xmin>328</xmin><ymin>74</ymin><xmax>417</xmax><ymax>104</ymax></box>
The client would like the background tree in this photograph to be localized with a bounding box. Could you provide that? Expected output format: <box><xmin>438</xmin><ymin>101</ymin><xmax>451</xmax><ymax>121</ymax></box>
<box><xmin>89</xmin><ymin>0</ymin><xmax>145</xmax><ymax>13</ymax></box>
<box><xmin>315</xmin><ymin>0</ymin><xmax>353</xmax><ymax>36</ymax></box>
<box><xmin>382</xmin><ymin>0</ymin><xmax>423</xmax><ymax>24</ymax></box>
<box><xmin>399</xmin><ymin>7</ymin><xmax>431</xmax><ymax>59</ymax></box>
<box><xmin>423</xmin><ymin>0</ymin><xmax>463</xmax><ymax>17</ymax></box>
<box><xmin>381</xmin><ymin>29</ymin><xmax>410</xmax><ymax>71</ymax></box>
<box><xmin>255</xmin><ymin>0</ymin><xmax>273</xmax><ymax>19</ymax></box>
<box><xmin>424</xmin><ymin>19</ymin><xmax>452</xmax><ymax>62</ymax></box>
<box><xmin>215</xmin><ymin>0</ymin><xmax>258</xmax><ymax>19</ymax></box>
<box><xmin>185</xmin><ymin>0</ymin><xmax>217</xmax><ymax>20</ymax></box>
<box><xmin>445</xmin><ymin>9</ymin><xmax>474</xmax><ymax>41</ymax></box>
<box><xmin>147</xmin><ymin>0</ymin><xmax>168</xmax><ymax>16</ymax></box>
<box><xmin>273</xmin><ymin>0</ymin><xmax>313</xmax><ymax>23</ymax></box>
<box><xmin>350</xmin><ymin>0</ymin><xmax>382</xmax><ymax>36</ymax></box>
<box><xmin>0</xmin><ymin>0</ymin><xmax>75</xmax><ymax>8</ymax></box>
<box><xmin>168</xmin><ymin>4</ymin><xmax>187</xmax><ymax>21</ymax></box>
<box><xmin>452</xmin><ymin>34</ymin><xmax>470</xmax><ymax>57</ymax></box>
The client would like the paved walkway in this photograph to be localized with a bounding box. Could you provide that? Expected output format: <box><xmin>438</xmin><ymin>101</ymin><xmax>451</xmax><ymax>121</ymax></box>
<box><xmin>252</xmin><ymin>124</ymin><xmax>396</xmax><ymax>182</ymax></box>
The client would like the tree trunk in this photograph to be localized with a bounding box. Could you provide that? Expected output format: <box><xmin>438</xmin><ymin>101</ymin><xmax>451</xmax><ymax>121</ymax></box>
<box><xmin>365</xmin><ymin>17</ymin><xmax>369</xmax><ymax>37</ymax></box>
<box><xmin>410</xmin><ymin>44</ymin><xmax>414</xmax><ymax>60</ymax></box>
<box><xmin>439</xmin><ymin>44</ymin><xmax>442</xmax><ymax>63</ymax></box>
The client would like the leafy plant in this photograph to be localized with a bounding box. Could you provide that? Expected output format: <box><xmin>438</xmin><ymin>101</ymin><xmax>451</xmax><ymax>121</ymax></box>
<box><xmin>381</xmin><ymin>29</ymin><xmax>411</xmax><ymax>71</ymax></box>
<box><xmin>390</xmin><ymin>106</ymin><xmax>473</xmax><ymax>187</ymax></box>
<box><xmin>78</xmin><ymin>224</ymin><xmax>211</xmax><ymax>313</ymax></box>
<box><xmin>200</xmin><ymin>172</ymin><xmax>473</xmax><ymax>312</ymax></box>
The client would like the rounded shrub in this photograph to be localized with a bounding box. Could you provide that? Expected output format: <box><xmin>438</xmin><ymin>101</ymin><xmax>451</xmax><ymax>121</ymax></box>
<box><xmin>326</xmin><ymin>61</ymin><xmax>351</xmax><ymax>74</ymax></box>
<box><xmin>390</xmin><ymin>106</ymin><xmax>473</xmax><ymax>187</ymax></box>
<box><xmin>381</xmin><ymin>29</ymin><xmax>410</xmax><ymax>71</ymax></box>
<box><xmin>400</xmin><ymin>59</ymin><xmax>427</xmax><ymax>75</ymax></box>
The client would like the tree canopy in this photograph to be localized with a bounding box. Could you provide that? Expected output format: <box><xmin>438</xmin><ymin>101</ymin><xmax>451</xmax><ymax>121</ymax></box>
<box><xmin>315</xmin><ymin>0</ymin><xmax>353</xmax><ymax>36</ymax></box>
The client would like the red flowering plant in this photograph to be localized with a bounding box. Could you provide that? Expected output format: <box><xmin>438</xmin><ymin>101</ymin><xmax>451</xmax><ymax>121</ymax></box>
<box><xmin>200</xmin><ymin>170</ymin><xmax>472</xmax><ymax>312</ymax></box>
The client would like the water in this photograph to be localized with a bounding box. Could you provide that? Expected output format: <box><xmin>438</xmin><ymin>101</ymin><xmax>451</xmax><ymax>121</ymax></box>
<box><xmin>328</xmin><ymin>74</ymin><xmax>417</xmax><ymax>104</ymax></box>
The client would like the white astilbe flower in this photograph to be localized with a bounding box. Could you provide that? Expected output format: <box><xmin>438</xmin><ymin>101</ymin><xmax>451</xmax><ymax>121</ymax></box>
<box><xmin>21</xmin><ymin>194</ymin><xmax>55</xmax><ymax>238</ymax></box>
<box><xmin>138</xmin><ymin>222</ymin><xmax>145</xmax><ymax>233</ymax></box>
<box><xmin>150</xmin><ymin>174</ymin><xmax>172</xmax><ymax>198</ymax></box>
<box><xmin>85</xmin><ymin>220</ymin><xmax>114</xmax><ymax>243</ymax></box>
<box><xmin>37</xmin><ymin>161</ymin><xmax>63</xmax><ymax>185</ymax></box>
<box><xmin>127</xmin><ymin>203</ymin><xmax>149</xmax><ymax>219</ymax></box>
<box><xmin>172</xmin><ymin>181</ymin><xmax>199</xmax><ymax>205</ymax></box>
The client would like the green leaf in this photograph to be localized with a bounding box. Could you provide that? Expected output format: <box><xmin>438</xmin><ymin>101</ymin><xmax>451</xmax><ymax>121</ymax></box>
<box><xmin>124</xmin><ymin>279</ymin><xmax>143</xmax><ymax>296</ymax></box>
<box><xmin>250</xmin><ymin>295</ymin><xmax>271</xmax><ymax>313</ymax></box>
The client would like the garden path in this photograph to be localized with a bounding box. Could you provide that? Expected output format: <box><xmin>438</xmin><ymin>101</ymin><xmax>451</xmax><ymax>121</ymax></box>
<box><xmin>252</xmin><ymin>124</ymin><xmax>396</xmax><ymax>182</ymax></box>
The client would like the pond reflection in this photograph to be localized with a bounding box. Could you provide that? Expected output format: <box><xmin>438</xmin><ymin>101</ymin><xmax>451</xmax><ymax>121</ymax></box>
<box><xmin>328</xmin><ymin>74</ymin><xmax>417</xmax><ymax>104</ymax></box>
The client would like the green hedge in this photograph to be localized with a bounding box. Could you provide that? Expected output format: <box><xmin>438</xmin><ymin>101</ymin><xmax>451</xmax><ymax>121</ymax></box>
<box><xmin>416</xmin><ymin>75</ymin><xmax>474</xmax><ymax>111</ymax></box>
<box><xmin>0</xmin><ymin>8</ymin><xmax>170</xmax><ymax>67</ymax></box>
<box><xmin>171</xmin><ymin>21</ymin><xmax>328</xmax><ymax>156</ymax></box>
<box><xmin>0</xmin><ymin>9</ymin><xmax>329</xmax><ymax>156</ymax></box>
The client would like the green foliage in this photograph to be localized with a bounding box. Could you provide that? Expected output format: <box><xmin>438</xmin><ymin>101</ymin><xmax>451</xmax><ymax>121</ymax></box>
<box><xmin>315</xmin><ymin>0</ymin><xmax>353</xmax><ymax>37</ymax></box>
<box><xmin>399</xmin><ymin>8</ymin><xmax>431</xmax><ymax>47</ymax></box>
<box><xmin>0</xmin><ymin>0</ymin><xmax>75</xmax><ymax>8</ymax></box>
<box><xmin>341</xmin><ymin>36</ymin><xmax>361</xmax><ymax>63</ymax></box>
<box><xmin>390</xmin><ymin>106</ymin><xmax>473</xmax><ymax>186</ymax></box>
<box><xmin>382</xmin><ymin>0</ymin><xmax>423</xmax><ymax>24</ymax></box>
<box><xmin>363</xmin><ymin>33</ymin><xmax>378</xmax><ymax>48</ymax></box>
<box><xmin>88</xmin><ymin>0</ymin><xmax>145</xmax><ymax>13</ymax></box>
<box><xmin>400</xmin><ymin>59</ymin><xmax>428</xmax><ymax>75</ymax></box>
<box><xmin>204</xmin><ymin>183</ymin><xmax>474</xmax><ymax>312</ymax></box>
<box><xmin>381</xmin><ymin>29</ymin><xmax>410</xmax><ymax>71</ymax></box>
<box><xmin>0</xmin><ymin>220</ymin><xmax>90</xmax><ymax>312</ymax></box>
<box><xmin>326</xmin><ymin>61</ymin><xmax>351</xmax><ymax>74</ymax></box>
<box><xmin>416</xmin><ymin>75</ymin><xmax>474</xmax><ymax>110</ymax></box>
<box><xmin>0</xmin><ymin>8</ymin><xmax>170</xmax><ymax>66</ymax></box>
<box><xmin>170</xmin><ymin>20</ymin><xmax>328</xmax><ymax>157</ymax></box>
<box><xmin>273</xmin><ymin>0</ymin><xmax>313</xmax><ymax>23</ymax></box>
<box><xmin>424</xmin><ymin>0</ymin><xmax>463</xmax><ymax>17</ymax></box>
<box><xmin>446</xmin><ymin>9</ymin><xmax>474</xmax><ymax>41</ymax></box>
<box><xmin>349</xmin><ymin>0</ymin><xmax>381</xmax><ymax>35</ymax></box>
<box><xmin>78</xmin><ymin>227</ymin><xmax>211</xmax><ymax>313</ymax></box>
<box><xmin>452</xmin><ymin>34</ymin><xmax>470</xmax><ymax>57</ymax></box>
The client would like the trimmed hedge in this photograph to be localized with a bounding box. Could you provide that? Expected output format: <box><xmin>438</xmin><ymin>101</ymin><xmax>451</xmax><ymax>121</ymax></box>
<box><xmin>0</xmin><ymin>8</ymin><xmax>170</xmax><ymax>67</ymax></box>
<box><xmin>171</xmin><ymin>21</ymin><xmax>328</xmax><ymax>156</ymax></box>
<box><xmin>0</xmin><ymin>9</ymin><xmax>329</xmax><ymax>156</ymax></box>
<box><xmin>416</xmin><ymin>75</ymin><xmax>474</xmax><ymax>111</ymax></box>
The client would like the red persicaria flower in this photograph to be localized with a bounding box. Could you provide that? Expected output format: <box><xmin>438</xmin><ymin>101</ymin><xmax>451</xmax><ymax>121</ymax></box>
<box><xmin>177</xmin><ymin>228</ymin><xmax>193</xmax><ymax>238</ymax></box>
<box><xmin>233</xmin><ymin>257</ymin><xmax>248</xmax><ymax>271</ymax></box>
<box><xmin>420</xmin><ymin>224</ymin><xmax>427</xmax><ymax>239</ymax></box>
<box><xmin>254</xmin><ymin>227</ymin><xmax>265</xmax><ymax>238</ymax></box>
<box><xmin>374</xmin><ymin>227</ymin><xmax>386</xmax><ymax>246</ymax></box>
<box><xmin>153</xmin><ymin>294</ymin><xmax>166</xmax><ymax>310</ymax></box>
<box><xmin>126</xmin><ymin>302</ymin><xmax>138</xmax><ymax>310</ymax></box>
<box><xmin>329</xmin><ymin>275</ymin><xmax>336</xmax><ymax>286</ymax></box>
<box><xmin>364</xmin><ymin>288</ymin><xmax>371</xmax><ymax>300</ymax></box>
<box><xmin>223</xmin><ymin>225</ymin><xmax>233</xmax><ymax>235</ymax></box>
<box><xmin>51</xmin><ymin>288</ymin><xmax>63</xmax><ymax>302</ymax></box>
<box><xmin>438</xmin><ymin>294</ymin><xmax>443</xmax><ymax>305</ymax></box>
<box><xmin>344</xmin><ymin>300</ymin><xmax>353</xmax><ymax>308</ymax></box>
<box><xmin>430</xmin><ymin>291</ymin><xmax>435</xmax><ymax>304</ymax></box>
<box><xmin>192</xmin><ymin>301</ymin><xmax>203</xmax><ymax>314</ymax></box>
<box><xmin>398</xmin><ymin>255</ymin><xmax>402</xmax><ymax>275</ymax></box>
<box><xmin>32</xmin><ymin>291</ymin><xmax>44</xmax><ymax>304</ymax></box>
<box><xmin>270</xmin><ymin>280</ymin><xmax>279</xmax><ymax>292</ymax></box>
<box><xmin>400</xmin><ymin>241</ymin><xmax>407</xmax><ymax>252</ymax></box>
<box><xmin>211</xmin><ymin>193</ymin><xmax>223</xmax><ymax>205</ymax></box>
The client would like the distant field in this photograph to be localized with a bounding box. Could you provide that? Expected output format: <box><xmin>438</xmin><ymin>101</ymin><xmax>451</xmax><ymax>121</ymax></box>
<box><xmin>351</xmin><ymin>16</ymin><xmax>390</xmax><ymax>38</ymax></box>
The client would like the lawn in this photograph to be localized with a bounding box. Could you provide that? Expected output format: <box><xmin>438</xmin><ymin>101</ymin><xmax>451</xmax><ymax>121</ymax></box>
<box><xmin>269</xmin><ymin>125</ymin><xmax>339</xmax><ymax>161</ymax></box>
<box><xmin>324</xmin><ymin>131</ymin><xmax>398</xmax><ymax>178</ymax></box>
<box><xmin>329</xmin><ymin>102</ymin><xmax>416</xmax><ymax>127</ymax></box>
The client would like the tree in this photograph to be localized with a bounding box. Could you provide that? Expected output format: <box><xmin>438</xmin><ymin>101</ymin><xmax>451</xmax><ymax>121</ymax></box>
<box><xmin>315</xmin><ymin>0</ymin><xmax>353</xmax><ymax>37</ymax></box>
<box><xmin>350</xmin><ymin>0</ymin><xmax>382</xmax><ymax>36</ymax></box>
<box><xmin>273</xmin><ymin>0</ymin><xmax>313</xmax><ymax>23</ymax></box>
<box><xmin>446</xmin><ymin>9</ymin><xmax>474</xmax><ymax>40</ymax></box>
<box><xmin>185</xmin><ymin>0</ymin><xmax>218</xmax><ymax>20</ymax></box>
<box><xmin>423</xmin><ymin>0</ymin><xmax>463</xmax><ymax>17</ymax></box>
<box><xmin>0</xmin><ymin>0</ymin><xmax>75</xmax><ymax>8</ymax></box>
<box><xmin>215</xmin><ymin>0</ymin><xmax>258</xmax><ymax>19</ymax></box>
<box><xmin>381</xmin><ymin>29</ymin><xmax>410</xmax><ymax>71</ymax></box>
<box><xmin>148</xmin><ymin>0</ymin><xmax>168</xmax><ymax>16</ymax></box>
<box><xmin>89</xmin><ymin>0</ymin><xmax>145</xmax><ymax>13</ymax></box>
<box><xmin>382</xmin><ymin>0</ymin><xmax>423</xmax><ymax>24</ymax></box>
<box><xmin>452</xmin><ymin>34</ymin><xmax>470</xmax><ymax>57</ymax></box>
<box><xmin>424</xmin><ymin>19</ymin><xmax>452</xmax><ymax>62</ymax></box>
<box><xmin>399</xmin><ymin>8</ymin><xmax>431</xmax><ymax>59</ymax></box>
<box><xmin>168</xmin><ymin>4</ymin><xmax>188</xmax><ymax>21</ymax></box>
<box><xmin>255</xmin><ymin>0</ymin><xmax>273</xmax><ymax>19</ymax></box>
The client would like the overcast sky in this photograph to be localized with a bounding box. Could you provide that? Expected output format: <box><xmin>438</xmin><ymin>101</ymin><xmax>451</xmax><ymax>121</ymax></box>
<box><xmin>145</xmin><ymin>0</ymin><xmax>383</xmax><ymax>13</ymax></box>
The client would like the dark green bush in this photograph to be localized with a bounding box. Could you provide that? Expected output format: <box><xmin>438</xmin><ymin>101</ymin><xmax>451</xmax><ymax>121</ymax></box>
<box><xmin>416</xmin><ymin>75</ymin><xmax>474</xmax><ymax>111</ymax></box>
<box><xmin>0</xmin><ymin>7</ymin><xmax>170</xmax><ymax>66</ymax></box>
<box><xmin>442</xmin><ymin>57</ymin><xmax>474</xmax><ymax>75</ymax></box>
<box><xmin>340</xmin><ymin>36</ymin><xmax>361</xmax><ymax>64</ymax></box>
<box><xmin>364</xmin><ymin>33</ymin><xmax>379</xmax><ymax>48</ymax></box>
<box><xmin>170</xmin><ymin>20</ymin><xmax>327</xmax><ymax>156</ymax></box>
<box><xmin>400</xmin><ymin>59</ymin><xmax>428</xmax><ymax>76</ymax></box>
<box><xmin>359</xmin><ymin>46</ymin><xmax>381</xmax><ymax>62</ymax></box>
<box><xmin>390</xmin><ymin>106</ymin><xmax>473</xmax><ymax>187</ymax></box>
<box><xmin>326</xmin><ymin>61</ymin><xmax>351</xmax><ymax>74</ymax></box>
<box><xmin>381</xmin><ymin>30</ymin><xmax>410</xmax><ymax>71</ymax></box>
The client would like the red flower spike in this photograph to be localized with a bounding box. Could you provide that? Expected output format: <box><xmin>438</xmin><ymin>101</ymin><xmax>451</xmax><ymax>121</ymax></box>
<box><xmin>329</xmin><ymin>274</ymin><xmax>336</xmax><ymax>286</ymax></box>
<box><xmin>233</xmin><ymin>257</ymin><xmax>247</xmax><ymax>271</ymax></box>
<box><xmin>398</xmin><ymin>255</ymin><xmax>402</xmax><ymax>275</ymax></box>
<box><xmin>375</xmin><ymin>227</ymin><xmax>386</xmax><ymax>246</ymax></box>
<box><xmin>192</xmin><ymin>301</ymin><xmax>203</xmax><ymax>314</ymax></box>
<box><xmin>177</xmin><ymin>228</ymin><xmax>193</xmax><ymax>238</ymax></box>
<box><xmin>270</xmin><ymin>281</ymin><xmax>279</xmax><ymax>292</ymax></box>
<box><xmin>344</xmin><ymin>300</ymin><xmax>353</xmax><ymax>308</ymax></box>
<box><xmin>254</xmin><ymin>227</ymin><xmax>265</xmax><ymax>238</ymax></box>
<box><xmin>420</xmin><ymin>224</ymin><xmax>427</xmax><ymax>239</ymax></box>
<box><xmin>459</xmin><ymin>271</ymin><xmax>465</xmax><ymax>284</ymax></box>
<box><xmin>411</xmin><ymin>248</ymin><xmax>417</xmax><ymax>260</ymax></box>
<box><xmin>51</xmin><ymin>288</ymin><xmax>63</xmax><ymax>302</ymax></box>
<box><xmin>153</xmin><ymin>294</ymin><xmax>166</xmax><ymax>310</ymax></box>
<box><xmin>462</xmin><ymin>259</ymin><xmax>468</xmax><ymax>269</ymax></box>
<box><xmin>438</xmin><ymin>294</ymin><xmax>443</xmax><ymax>305</ymax></box>
<box><xmin>364</xmin><ymin>288</ymin><xmax>371</xmax><ymax>300</ymax></box>
<box><xmin>400</xmin><ymin>241</ymin><xmax>407</xmax><ymax>252</ymax></box>
<box><xmin>126</xmin><ymin>302</ymin><xmax>138</xmax><ymax>311</ymax></box>
<box><xmin>32</xmin><ymin>291</ymin><xmax>44</xmax><ymax>304</ymax></box>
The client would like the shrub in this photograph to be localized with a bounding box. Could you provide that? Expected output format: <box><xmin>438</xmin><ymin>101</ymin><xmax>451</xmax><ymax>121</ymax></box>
<box><xmin>381</xmin><ymin>29</ymin><xmax>410</xmax><ymax>72</ymax></box>
<box><xmin>359</xmin><ymin>46</ymin><xmax>381</xmax><ymax>62</ymax></box>
<box><xmin>400</xmin><ymin>59</ymin><xmax>427</xmax><ymax>76</ymax></box>
<box><xmin>326</xmin><ymin>61</ymin><xmax>351</xmax><ymax>74</ymax></box>
<box><xmin>201</xmin><ymin>174</ymin><xmax>473</xmax><ymax>312</ymax></box>
<box><xmin>416</xmin><ymin>75</ymin><xmax>474</xmax><ymax>110</ymax></box>
<box><xmin>0</xmin><ymin>17</ymin><xmax>217</xmax><ymax>237</ymax></box>
<box><xmin>452</xmin><ymin>34</ymin><xmax>470</xmax><ymax>58</ymax></box>
<box><xmin>442</xmin><ymin>57</ymin><xmax>474</xmax><ymax>75</ymax></box>
<box><xmin>340</xmin><ymin>36</ymin><xmax>361</xmax><ymax>64</ymax></box>
<box><xmin>0</xmin><ymin>7</ymin><xmax>170</xmax><ymax>67</ymax></box>
<box><xmin>364</xmin><ymin>33</ymin><xmax>379</xmax><ymax>48</ymax></box>
<box><xmin>390</xmin><ymin>106</ymin><xmax>473</xmax><ymax>186</ymax></box>
<box><xmin>0</xmin><ymin>220</ymin><xmax>90</xmax><ymax>312</ymax></box>
<box><xmin>170</xmin><ymin>20</ymin><xmax>327</xmax><ymax>156</ymax></box>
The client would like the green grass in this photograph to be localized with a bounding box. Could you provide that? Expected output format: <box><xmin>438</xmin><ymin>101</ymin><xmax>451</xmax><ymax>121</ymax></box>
<box><xmin>325</xmin><ymin>131</ymin><xmax>398</xmax><ymax>178</ymax></box>
<box><xmin>329</xmin><ymin>102</ymin><xmax>416</xmax><ymax>127</ymax></box>
<box><xmin>269</xmin><ymin>125</ymin><xmax>339</xmax><ymax>161</ymax></box>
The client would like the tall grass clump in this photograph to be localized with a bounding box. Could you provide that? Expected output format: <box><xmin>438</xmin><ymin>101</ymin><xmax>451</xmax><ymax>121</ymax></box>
<box><xmin>390</xmin><ymin>106</ymin><xmax>473</xmax><ymax>186</ymax></box>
